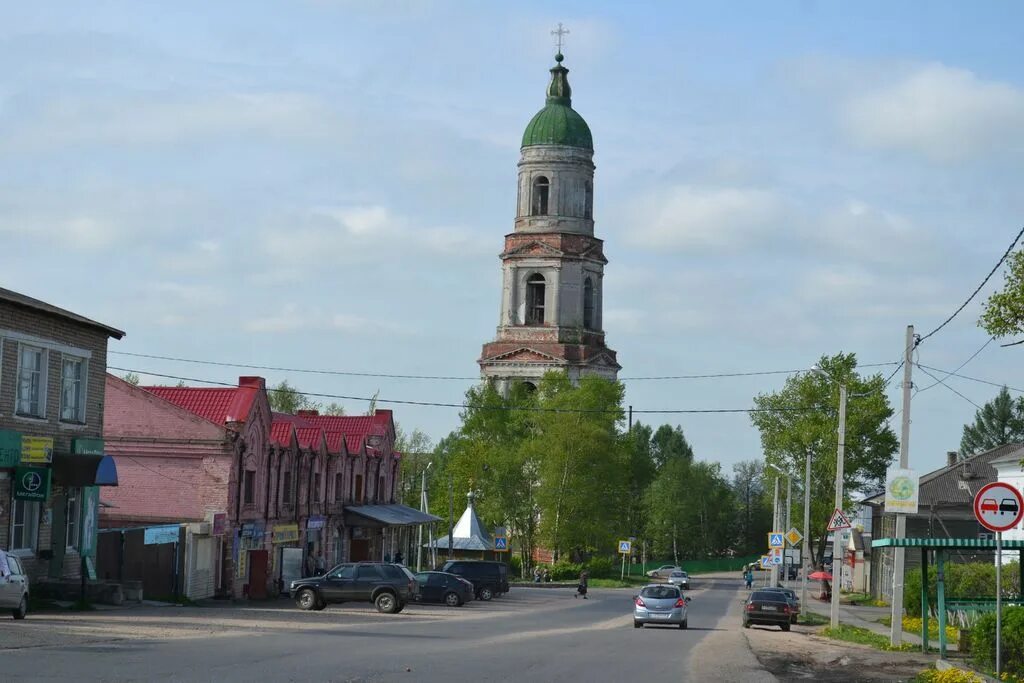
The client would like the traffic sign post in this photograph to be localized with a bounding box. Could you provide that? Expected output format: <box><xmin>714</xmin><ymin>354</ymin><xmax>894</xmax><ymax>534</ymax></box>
<box><xmin>785</xmin><ymin>528</ymin><xmax>803</xmax><ymax>547</ymax></box>
<box><xmin>768</xmin><ymin>532</ymin><xmax>784</xmax><ymax>549</ymax></box>
<box><xmin>826</xmin><ymin>508</ymin><xmax>852</xmax><ymax>531</ymax></box>
<box><xmin>494</xmin><ymin>536</ymin><xmax>508</xmax><ymax>552</ymax></box>
<box><xmin>618</xmin><ymin>540</ymin><xmax>632</xmax><ymax>580</ymax></box>
<box><xmin>973</xmin><ymin>482</ymin><xmax>1024</xmax><ymax>678</ymax></box>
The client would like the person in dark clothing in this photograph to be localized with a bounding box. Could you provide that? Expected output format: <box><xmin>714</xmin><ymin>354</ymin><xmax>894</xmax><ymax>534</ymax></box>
<box><xmin>394</xmin><ymin>551</ymin><xmax>404</xmax><ymax>565</ymax></box>
<box><xmin>575</xmin><ymin>569</ymin><xmax>589</xmax><ymax>599</ymax></box>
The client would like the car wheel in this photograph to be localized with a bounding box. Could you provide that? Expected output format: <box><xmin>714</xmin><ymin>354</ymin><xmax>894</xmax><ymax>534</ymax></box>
<box><xmin>742</xmin><ymin>620</ymin><xmax>751</xmax><ymax>629</ymax></box>
<box><xmin>444</xmin><ymin>591</ymin><xmax>461</xmax><ymax>607</ymax></box>
<box><xmin>478</xmin><ymin>587</ymin><xmax>494</xmax><ymax>601</ymax></box>
<box><xmin>680</xmin><ymin>619</ymin><xmax>688</xmax><ymax>630</ymax></box>
<box><xmin>781</xmin><ymin>623</ymin><xmax>791</xmax><ymax>632</ymax></box>
<box><xmin>296</xmin><ymin>589</ymin><xmax>318</xmax><ymax>611</ymax></box>
<box><xmin>314</xmin><ymin>598</ymin><xmax>327</xmax><ymax>611</ymax></box>
<box><xmin>375</xmin><ymin>592</ymin><xmax>399</xmax><ymax>614</ymax></box>
<box><xmin>13</xmin><ymin>596</ymin><xmax>27</xmax><ymax>620</ymax></box>
<box><xmin>634</xmin><ymin>620</ymin><xmax>643</xmax><ymax>629</ymax></box>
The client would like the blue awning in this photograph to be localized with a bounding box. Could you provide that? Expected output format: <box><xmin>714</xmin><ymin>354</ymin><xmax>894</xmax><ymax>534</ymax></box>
<box><xmin>52</xmin><ymin>452</ymin><xmax>118</xmax><ymax>487</ymax></box>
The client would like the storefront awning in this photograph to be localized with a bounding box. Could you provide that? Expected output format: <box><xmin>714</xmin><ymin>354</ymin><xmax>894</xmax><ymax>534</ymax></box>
<box><xmin>344</xmin><ymin>504</ymin><xmax>441</xmax><ymax>527</ymax></box>
<box><xmin>52</xmin><ymin>452</ymin><xmax>118</xmax><ymax>487</ymax></box>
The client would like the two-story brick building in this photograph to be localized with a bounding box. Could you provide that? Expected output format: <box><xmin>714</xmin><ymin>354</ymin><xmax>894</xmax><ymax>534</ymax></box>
<box><xmin>0</xmin><ymin>287</ymin><xmax>123</xmax><ymax>590</ymax></box>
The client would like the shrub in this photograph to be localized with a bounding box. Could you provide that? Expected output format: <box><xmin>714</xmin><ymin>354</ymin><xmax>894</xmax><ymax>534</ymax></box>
<box><xmin>509</xmin><ymin>555</ymin><xmax>522</xmax><ymax>578</ymax></box>
<box><xmin>904</xmin><ymin>562</ymin><xmax>1021</xmax><ymax>617</ymax></box>
<box><xmin>971</xmin><ymin>606</ymin><xmax>1024</xmax><ymax>678</ymax></box>
<box><xmin>914</xmin><ymin>667</ymin><xmax>983</xmax><ymax>682</ymax></box>
<box><xmin>586</xmin><ymin>557</ymin><xmax>614</xmax><ymax>579</ymax></box>
<box><xmin>549</xmin><ymin>561</ymin><xmax>583</xmax><ymax>581</ymax></box>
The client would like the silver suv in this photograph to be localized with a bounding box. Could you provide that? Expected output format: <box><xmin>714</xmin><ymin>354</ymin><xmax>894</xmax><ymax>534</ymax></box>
<box><xmin>0</xmin><ymin>549</ymin><xmax>29</xmax><ymax>619</ymax></box>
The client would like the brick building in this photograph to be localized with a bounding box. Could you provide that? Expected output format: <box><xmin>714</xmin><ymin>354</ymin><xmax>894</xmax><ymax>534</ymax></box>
<box><xmin>0</xmin><ymin>287</ymin><xmax>123</xmax><ymax>589</ymax></box>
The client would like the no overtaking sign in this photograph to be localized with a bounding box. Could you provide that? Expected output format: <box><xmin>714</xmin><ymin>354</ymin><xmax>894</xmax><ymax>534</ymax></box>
<box><xmin>974</xmin><ymin>482</ymin><xmax>1024</xmax><ymax>533</ymax></box>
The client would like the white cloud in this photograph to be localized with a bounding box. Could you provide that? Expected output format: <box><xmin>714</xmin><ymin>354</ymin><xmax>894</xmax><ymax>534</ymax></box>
<box><xmin>244</xmin><ymin>306</ymin><xmax>411</xmax><ymax>335</ymax></box>
<box><xmin>843</xmin><ymin>63</ymin><xmax>1024</xmax><ymax>161</ymax></box>
<box><xmin>625</xmin><ymin>185</ymin><xmax>791</xmax><ymax>251</ymax></box>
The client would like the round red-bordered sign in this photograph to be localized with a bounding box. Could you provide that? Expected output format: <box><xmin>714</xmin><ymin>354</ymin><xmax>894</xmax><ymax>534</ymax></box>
<box><xmin>973</xmin><ymin>481</ymin><xmax>1024</xmax><ymax>533</ymax></box>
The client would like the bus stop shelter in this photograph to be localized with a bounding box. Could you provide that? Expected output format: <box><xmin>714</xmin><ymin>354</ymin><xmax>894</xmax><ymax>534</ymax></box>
<box><xmin>872</xmin><ymin>537</ymin><xmax>1024</xmax><ymax>657</ymax></box>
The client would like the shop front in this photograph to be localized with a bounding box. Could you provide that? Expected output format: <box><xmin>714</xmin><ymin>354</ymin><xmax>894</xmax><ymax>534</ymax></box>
<box><xmin>272</xmin><ymin>522</ymin><xmax>302</xmax><ymax>593</ymax></box>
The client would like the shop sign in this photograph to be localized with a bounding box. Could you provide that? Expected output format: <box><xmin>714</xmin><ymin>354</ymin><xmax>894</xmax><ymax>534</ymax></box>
<box><xmin>144</xmin><ymin>524</ymin><xmax>180</xmax><ymax>545</ymax></box>
<box><xmin>14</xmin><ymin>466</ymin><xmax>51</xmax><ymax>501</ymax></box>
<box><xmin>307</xmin><ymin>515</ymin><xmax>326</xmax><ymax>530</ymax></box>
<box><xmin>273</xmin><ymin>523</ymin><xmax>300</xmax><ymax>544</ymax></box>
<box><xmin>237</xmin><ymin>547</ymin><xmax>248</xmax><ymax>580</ymax></box>
<box><xmin>71</xmin><ymin>437</ymin><xmax>104</xmax><ymax>456</ymax></box>
<box><xmin>21</xmin><ymin>436</ymin><xmax>54</xmax><ymax>464</ymax></box>
<box><xmin>884</xmin><ymin>468</ymin><xmax>920</xmax><ymax>515</ymax></box>
<box><xmin>212</xmin><ymin>513</ymin><xmax>227</xmax><ymax>536</ymax></box>
<box><xmin>241</xmin><ymin>523</ymin><xmax>255</xmax><ymax>538</ymax></box>
<box><xmin>0</xmin><ymin>430</ymin><xmax>22</xmax><ymax>468</ymax></box>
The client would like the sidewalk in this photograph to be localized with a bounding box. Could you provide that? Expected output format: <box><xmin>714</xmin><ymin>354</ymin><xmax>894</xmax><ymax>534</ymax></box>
<box><xmin>800</xmin><ymin>594</ymin><xmax>956</xmax><ymax>652</ymax></box>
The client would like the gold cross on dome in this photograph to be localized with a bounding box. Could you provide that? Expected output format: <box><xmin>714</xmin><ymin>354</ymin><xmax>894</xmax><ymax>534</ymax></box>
<box><xmin>551</xmin><ymin>22</ymin><xmax>569</xmax><ymax>54</ymax></box>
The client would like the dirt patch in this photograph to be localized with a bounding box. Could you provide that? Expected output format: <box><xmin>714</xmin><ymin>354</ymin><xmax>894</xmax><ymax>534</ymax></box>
<box><xmin>745</xmin><ymin>622</ymin><xmax>935</xmax><ymax>682</ymax></box>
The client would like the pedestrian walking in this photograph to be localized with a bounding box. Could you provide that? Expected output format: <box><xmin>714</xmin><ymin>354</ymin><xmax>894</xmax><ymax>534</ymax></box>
<box><xmin>315</xmin><ymin>550</ymin><xmax>326</xmax><ymax>576</ymax></box>
<box><xmin>394</xmin><ymin>551</ymin><xmax>404</xmax><ymax>565</ymax></box>
<box><xmin>744</xmin><ymin>569</ymin><xmax>753</xmax><ymax>590</ymax></box>
<box><xmin>305</xmin><ymin>550</ymin><xmax>315</xmax><ymax>578</ymax></box>
<box><xmin>533</xmin><ymin>566</ymin><xmax>542</xmax><ymax>583</ymax></box>
<box><xmin>543</xmin><ymin>568</ymin><xmax>550</xmax><ymax>583</ymax></box>
<box><xmin>575</xmin><ymin>569</ymin><xmax>589</xmax><ymax>599</ymax></box>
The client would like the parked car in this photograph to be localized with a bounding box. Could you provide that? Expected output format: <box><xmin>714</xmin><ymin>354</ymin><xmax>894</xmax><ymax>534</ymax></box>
<box><xmin>633</xmin><ymin>584</ymin><xmax>691</xmax><ymax>629</ymax></box>
<box><xmin>436</xmin><ymin>560</ymin><xmax>509</xmax><ymax>601</ymax></box>
<box><xmin>760</xmin><ymin>586</ymin><xmax>800</xmax><ymax>623</ymax></box>
<box><xmin>743</xmin><ymin>589</ymin><xmax>793</xmax><ymax>631</ymax></box>
<box><xmin>290</xmin><ymin>562</ymin><xmax>417</xmax><ymax>614</ymax></box>
<box><xmin>646</xmin><ymin>564</ymin><xmax>682</xmax><ymax>579</ymax></box>
<box><xmin>413</xmin><ymin>571</ymin><xmax>475</xmax><ymax>607</ymax></box>
<box><xmin>667</xmin><ymin>570</ymin><xmax>690</xmax><ymax>589</ymax></box>
<box><xmin>0</xmin><ymin>550</ymin><xmax>29</xmax><ymax>620</ymax></box>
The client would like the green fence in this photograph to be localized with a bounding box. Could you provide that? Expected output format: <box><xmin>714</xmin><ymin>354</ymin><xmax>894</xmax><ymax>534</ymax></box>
<box><xmin>632</xmin><ymin>555</ymin><xmax>760</xmax><ymax>576</ymax></box>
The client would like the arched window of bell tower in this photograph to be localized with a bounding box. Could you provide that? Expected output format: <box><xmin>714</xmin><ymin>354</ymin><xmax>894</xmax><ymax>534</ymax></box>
<box><xmin>532</xmin><ymin>176</ymin><xmax>550</xmax><ymax>216</ymax></box>
<box><xmin>583</xmin><ymin>277</ymin><xmax>595</xmax><ymax>329</ymax></box>
<box><xmin>525</xmin><ymin>273</ymin><xmax>546</xmax><ymax>325</ymax></box>
<box><xmin>584</xmin><ymin>181</ymin><xmax>593</xmax><ymax>219</ymax></box>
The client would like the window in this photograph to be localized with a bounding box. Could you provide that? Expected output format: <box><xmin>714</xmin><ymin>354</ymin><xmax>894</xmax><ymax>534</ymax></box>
<box><xmin>11</xmin><ymin>500</ymin><xmax>40</xmax><ymax>551</ymax></box>
<box><xmin>334</xmin><ymin>473</ymin><xmax>343</xmax><ymax>502</ymax></box>
<box><xmin>583</xmin><ymin>277</ymin><xmax>595</xmax><ymax>329</ymax></box>
<box><xmin>282</xmin><ymin>471</ymin><xmax>292</xmax><ymax>505</ymax></box>
<box><xmin>531</xmin><ymin>176</ymin><xmax>549</xmax><ymax>216</ymax></box>
<box><xmin>584</xmin><ymin>180</ymin><xmax>593</xmax><ymax>219</ymax></box>
<box><xmin>354</xmin><ymin>474</ymin><xmax>364</xmax><ymax>502</ymax></box>
<box><xmin>313</xmin><ymin>472</ymin><xmax>321</xmax><ymax>502</ymax></box>
<box><xmin>525</xmin><ymin>274</ymin><xmax>546</xmax><ymax>325</ymax></box>
<box><xmin>357</xmin><ymin>565</ymin><xmax>380</xmax><ymax>579</ymax></box>
<box><xmin>329</xmin><ymin>564</ymin><xmax>356</xmax><ymax>580</ymax></box>
<box><xmin>378</xmin><ymin>476</ymin><xmax>385</xmax><ymax>502</ymax></box>
<box><xmin>16</xmin><ymin>345</ymin><xmax>46</xmax><ymax>417</ymax></box>
<box><xmin>60</xmin><ymin>356</ymin><xmax>86</xmax><ymax>423</ymax></box>
<box><xmin>243</xmin><ymin>470</ymin><xmax>255</xmax><ymax>505</ymax></box>
<box><xmin>66</xmin><ymin>487</ymin><xmax>80</xmax><ymax>550</ymax></box>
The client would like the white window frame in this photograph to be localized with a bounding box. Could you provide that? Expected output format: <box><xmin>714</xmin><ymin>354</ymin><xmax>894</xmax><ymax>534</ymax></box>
<box><xmin>60</xmin><ymin>354</ymin><xmax>88</xmax><ymax>424</ymax></box>
<box><xmin>11</xmin><ymin>500</ymin><xmax>40</xmax><ymax>554</ymax></box>
<box><xmin>66</xmin><ymin>487</ymin><xmax>81</xmax><ymax>550</ymax></box>
<box><xmin>16</xmin><ymin>343</ymin><xmax>48</xmax><ymax>418</ymax></box>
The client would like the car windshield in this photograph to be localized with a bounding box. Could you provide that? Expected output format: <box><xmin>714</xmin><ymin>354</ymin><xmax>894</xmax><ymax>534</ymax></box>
<box><xmin>670</xmin><ymin>571</ymin><xmax>684</xmax><ymax>577</ymax></box>
<box><xmin>640</xmin><ymin>586</ymin><xmax>680</xmax><ymax>599</ymax></box>
<box><xmin>751</xmin><ymin>591</ymin><xmax>788</xmax><ymax>602</ymax></box>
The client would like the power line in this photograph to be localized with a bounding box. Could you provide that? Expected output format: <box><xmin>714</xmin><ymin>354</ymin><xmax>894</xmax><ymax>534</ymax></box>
<box><xmin>109</xmin><ymin>366</ymin><xmax>828</xmax><ymax>416</ymax></box>
<box><xmin>915</xmin><ymin>337</ymin><xmax>994</xmax><ymax>394</ymax></box>
<box><xmin>917</xmin><ymin>363</ymin><xmax>1024</xmax><ymax>394</ymax></box>
<box><xmin>914</xmin><ymin>363</ymin><xmax>982</xmax><ymax>410</ymax></box>
<box><xmin>916</xmin><ymin>224</ymin><xmax>1024</xmax><ymax>346</ymax></box>
<box><xmin>109</xmin><ymin>349</ymin><xmax>899</xmax><ymax>383</ymax></box>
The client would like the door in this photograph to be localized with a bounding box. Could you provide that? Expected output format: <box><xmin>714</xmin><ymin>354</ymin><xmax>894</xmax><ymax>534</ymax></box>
<box><xmin>320</xmin><ymin>564</ymin><xmax>357</xmax><ymax>602</ymax></box>
<box><xmin>353</xmin><ymin>564</ymin><xmax>382</xmax><ymax>598</ymax></box>
<box><xmin>426</xmin><ymin>573</ymin><xmax>447</xmax><ymax>602</ymax></box>
<box><xmin>280</xmin><ymin>547</ymin><xmax>303</xmax><ymax>594</ymax></box>
<box><xmin>248</xmin><ymin>551</ymin><xmax>269</xmax><ymax>600</ymax></box>
<box><xmin>350</xmin><ymin>539</ymin><xmax>370</xmax><ymax>562</ymax></box>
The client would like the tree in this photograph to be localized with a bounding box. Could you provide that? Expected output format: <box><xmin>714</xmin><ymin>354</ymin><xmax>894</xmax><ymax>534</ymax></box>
<box><xmin>394</xmin><ymin>425</ymin><xmax>435</xmax><ymax>508</ymax></box>
<box><xmin>650</xmin><ymin>424</ymin><xmax>695</xmax><ymax>471</ymax></box>
<box><xmin>980</xmin><ymin>249</ymin><xmax>1024</xmax><ymax>341</ymax></box>
<box><xmin>267</xmin><ymin>379</ymin><xmax>319</xmax><ymax>414</ymax></box>
<box><xmin>750</xmin><ymin>353</ymin><xmax>898</xmax><ymax>565</ymax></box>
<box><xmin>322</xmin><ymin>402</ymin><xmax>346</xmax><ymax>416</ymax></box>
<box><xmin>123</xmin><ymin>372</ymin><xmax>140</xmax><ymax>386</ymax></box>
<box><xmin>731</xmin><ymin>460</ymin><xmax>773</xmax><ymax>556</ymax></box>
<box><xmin>960</xmin><ymin>387</ymin><xmax>1024</xmax><ymax>456</ymax></box>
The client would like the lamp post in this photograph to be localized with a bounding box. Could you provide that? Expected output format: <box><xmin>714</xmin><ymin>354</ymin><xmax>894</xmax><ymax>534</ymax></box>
<box><xmin>812</xmin><ymin>364</ymin><xmax>847</xmax><ymax>630</ymax></box>
<box><xmin>417</xmin><ymin>462</ymin><xmax>432</xmax><ymax>572</ymax></box>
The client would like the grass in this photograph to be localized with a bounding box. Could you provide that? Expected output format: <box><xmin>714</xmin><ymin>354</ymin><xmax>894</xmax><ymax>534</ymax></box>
<box><xmin>823</xmin><ymin>624</ymin><xmax>917</xmax><ymax>651</ymax></box>
<box><xmin>590</xmin><ymin>577</ymin><xmax>649</xmax><ymax>588</ymax></box>
<box><xmin>800</xmin><ymin>611</ymin><xmax>829</xmax><ymax>626</ymax></box>
<box><xmin>877</xmin><ymin>615</ymin><xmax>960</xmax><ymax>643</ymax></box>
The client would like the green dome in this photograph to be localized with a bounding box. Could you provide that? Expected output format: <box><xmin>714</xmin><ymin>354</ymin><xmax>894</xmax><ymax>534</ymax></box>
<box><xmin>521</xmin><ymin>59</ymin><xmax>593</xmax><ymax>150</ymax></box>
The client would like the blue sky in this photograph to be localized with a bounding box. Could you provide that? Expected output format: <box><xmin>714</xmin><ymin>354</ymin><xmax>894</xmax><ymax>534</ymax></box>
<box><xmin>3</xmin><ymin>1</ymin><xmax>1023</xmax><ymax>481</ymax></box>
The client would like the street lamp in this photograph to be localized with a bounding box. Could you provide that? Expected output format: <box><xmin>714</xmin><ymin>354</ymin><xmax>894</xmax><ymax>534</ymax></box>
<box><xmin>812</xmin><ymin>364</ymin><xmax>847</xmax><ymax>631</ymax></box>
<box><xmin>766</xmin><ymin>463</ymin><xmax>791</xmax><ymax>588</ymax></box>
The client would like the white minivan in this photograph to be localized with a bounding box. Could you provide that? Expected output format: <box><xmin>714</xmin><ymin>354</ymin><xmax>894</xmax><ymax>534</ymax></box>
<box><xmin>0</xmin><ymin>549</ymin><xmax>29</xmax><ymax>619</ymax></box>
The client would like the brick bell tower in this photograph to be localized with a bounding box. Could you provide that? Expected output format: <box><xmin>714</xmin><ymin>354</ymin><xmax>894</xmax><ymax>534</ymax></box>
<box><xmin>479</xmin><ymin>51</ymin><xmax>620</xmax><ymax>392</ymax></box>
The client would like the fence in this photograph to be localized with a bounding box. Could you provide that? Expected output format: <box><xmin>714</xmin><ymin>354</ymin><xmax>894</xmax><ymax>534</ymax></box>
<box><xmin>634</xmin><ymin>555</ymin><xmax>760</xmax><ymax>575</ymax></box>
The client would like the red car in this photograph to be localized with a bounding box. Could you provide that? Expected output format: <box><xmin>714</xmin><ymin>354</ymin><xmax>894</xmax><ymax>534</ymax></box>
<box><xmin>980</xmin><ymin>498</ymin><xmax>998</xmax><ymax>513</ymax></box>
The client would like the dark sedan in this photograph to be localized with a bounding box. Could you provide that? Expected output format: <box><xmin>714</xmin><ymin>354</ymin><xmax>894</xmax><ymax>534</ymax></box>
<box><xmin>760</xmin><ymin>586</ymin><xmax>800</xmax><ymax>623</ymax></box>
<box><xmin>414</xmin><ymin>571</ymin><xmax>475</xmax><ymax>607</ymax></box>
<box><xmin>743</xmin><ymin>589</ymin><xmax>793</xmax><ymax>631</ymax></box>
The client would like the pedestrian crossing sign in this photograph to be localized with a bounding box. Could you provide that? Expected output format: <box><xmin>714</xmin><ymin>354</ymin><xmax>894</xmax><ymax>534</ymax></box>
<box><xmin>759</xmin><ymin>555</ymin><xmax>771</xmax><ymax>569</ymax></box>
<box><xmin>768</xmin><ymin>532</ymin><xmax>784</xmax><ymax>549</ymax></box>
<box><xmin>494</xmin><ymin>536</ymin><xmax>508</xmax><ymax>552</ymax></box>
<box><xmin>618</xmin><ymin>540</ymin><xmax>632</xmax><ymax>554</ymax></box>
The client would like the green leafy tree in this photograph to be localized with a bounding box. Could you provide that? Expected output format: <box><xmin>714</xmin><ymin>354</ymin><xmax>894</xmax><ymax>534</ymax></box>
<box><xmin>267</xmin><ymin>379</ymin><xmax>321</xmax><ymax>414</ymax></box>
<box><xmin>394</xmin><ymin>425</ymin><xmax>435</xmax><ymax>508</ymax></box>
<box><xmin>731</xmin><ymin>460</ymin><xmax>773</xmax><ymax>556</ymax></box>
<box><xmin>960</xmin><ymin>386</ymin><xmax>1024</xmax><ymax>456</ymax></box>
<box><xmin>123</xmin><ymin>372</ymin><xmax>140</xmax><ymax>386</ymax></box>
<box><xmin>322</xmin><ymin>402</ymin><xmax>346</xmax><ymax>416</ymax></box>
<box><xmin>980</xmin><ymin>249</ymin><xmax>1024</xmax><ymax>340</ymax></box>
<box><xmin>750</xmin><ymin>353</ymin><xmax>898</xmax><ymax>565</ymax></box>
<box><xmin>650</xmin><ymin>424</ymin><xmax>695</xmax><ymax>471</ymax></box>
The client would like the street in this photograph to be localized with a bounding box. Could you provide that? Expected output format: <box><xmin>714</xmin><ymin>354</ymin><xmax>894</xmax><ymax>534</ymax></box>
<box><xmin>1</xmin><ymin>577</ymin><xmax>774</xmax><ymax>682</ymax></box>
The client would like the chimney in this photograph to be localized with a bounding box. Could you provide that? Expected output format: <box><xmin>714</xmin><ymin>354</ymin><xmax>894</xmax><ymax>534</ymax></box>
<box><xmin>947</xmin><ymin>451</ymin><xmax>959</xmax><ymax>467</ymax></box>
<box><xmin>297</xmin><ymin>410</ymin><xmax>320</xmax><ymax>417</ymax></box>
<box><xmin>238</xmin><ymin>376</ymin><xmax>266</xmax><ymax>389</ymax></box>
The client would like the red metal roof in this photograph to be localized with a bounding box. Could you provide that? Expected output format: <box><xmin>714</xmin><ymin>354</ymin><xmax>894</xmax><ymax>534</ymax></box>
<box><xmin>295</xmin><ymin>427</ymin><xmax>324</xmax><ymax>451</ymax></box>
<box><xmin>293</xmin><ymin>411</ymin><xmax>392</xmax><ymax>455</ymax></box>
<box><xmin>324</xmin><ymin>431</ymin><xmax>346</xmax><ymax>454</ymax></box>
<box><xmin>270</xmin><ymin>421</ymin><xmax>295</xmax><ymax>448</ymax></box>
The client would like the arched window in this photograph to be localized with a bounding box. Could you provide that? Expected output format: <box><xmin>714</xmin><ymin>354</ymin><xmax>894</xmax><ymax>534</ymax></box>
<box><xmin>584</xmin><ymin>181</ymin><xmax>593</xmax><ymax>219</ymax></box>
<box><xmin>526</xmin><ymin>274</ymin><xmax>545</xmax><ymax>325</ymax></box>
<box><xmin>532</xmin><ymin>176</ymin><xmax>549</xmax><ymax>216</ymax></box>
<box><xmin>583</xmin><ymin>277</ymin><xmax>594</xmax><ymax>329</ymax></box>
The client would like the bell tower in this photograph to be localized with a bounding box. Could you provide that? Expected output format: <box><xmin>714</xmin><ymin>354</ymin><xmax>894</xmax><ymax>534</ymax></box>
<box><xmin>478</xmin><ymin>51</ymin><xmax>620</xmax><ymax>392</ymax></box>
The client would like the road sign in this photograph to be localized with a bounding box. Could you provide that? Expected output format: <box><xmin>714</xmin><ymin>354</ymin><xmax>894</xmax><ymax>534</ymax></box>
<box><xmin>770</xmin><ymin>550</ymin><xmax>783</xmax><ymax>566</ymax></box>
<box><xmin>494</xmin><ymin>536</ymin><xmax>508</xmax><ymax>552</ymax></box>
<box><xmin>759</xmin><ymin>555</ymin><xmax>771</xmax><ymax>569</ymax></box>
<box><xmin>768</xmin><ymin>532</ymin><xmax>784</xmax><ymax>549</ymax></box>
<box><xmin>618</xmin><ymin>540</ymin><xmax>632</xmax><ymax>554</ymax></box>
<box><xmin>785</xmin><ymin>528</ymin><xmax>803</xmax><ymax>546</ymax></box>
<box><xmin>973</xmin><ymin>482</ymin><xmax>1024</xmax><ymax>533</ymax></box>
<box><xmin>826</xmin><ymin>508</ymin><xmax>852</xmax><ymax>531</ymax></box>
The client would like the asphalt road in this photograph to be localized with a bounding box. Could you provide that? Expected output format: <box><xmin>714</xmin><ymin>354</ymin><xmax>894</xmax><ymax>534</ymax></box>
<box><xmin>2</xmin><ymin>576</ymin><xmax>773</xmax><ymax>682</ymax></box>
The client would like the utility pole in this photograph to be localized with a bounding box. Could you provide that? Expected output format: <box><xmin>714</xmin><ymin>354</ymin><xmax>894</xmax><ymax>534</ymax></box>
<box><xmin>628</xmin><ymin>405</ymin><xmax>633</xmax><ymax>431</ymax></box>
<box><xmin>830</xmin><ymin>382</ymin><xmax>847</xmax><ymax>630</ymax></box>
<box><xmin>890</xmin><ymin>325</ymin><xmax>915</xmax><ymax>646</ymax></box>
<box><xmin>417</xmin><ymin>463</ymin><xmax>432</xmax><ymax>572</ymax></box>
<box><xmin>448</xmin><ymin>473</ymin><xmax>455</xmax><ymax>559</ymax></box>
<box><xmin>770</xmin><ymin>475</ymin><xmax>780</xmax><ymax>586</ymax></box>
<box><xmin>784</xmin><ymin>476</ymin><xmax>792</xmax><ymax>587</ymax></box>
<box><xmin>801</xmin><ymin>449</ymin><xmax>812</xmax><ymax>616</ymax></box>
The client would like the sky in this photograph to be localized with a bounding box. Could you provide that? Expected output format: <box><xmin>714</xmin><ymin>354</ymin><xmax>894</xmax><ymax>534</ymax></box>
<box><xmin>3</xmin><ymin>1</ymin><xmax>1023</xmax><ymax>482</ymax></box>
